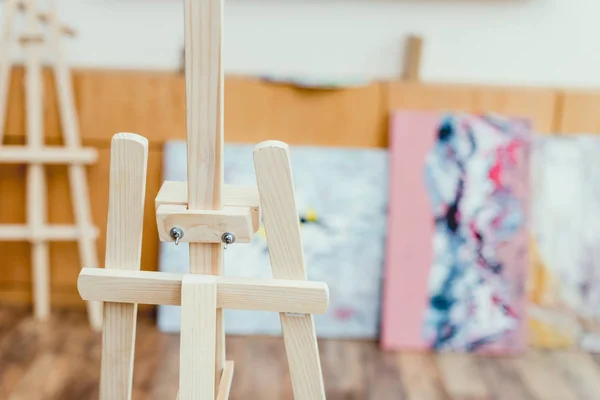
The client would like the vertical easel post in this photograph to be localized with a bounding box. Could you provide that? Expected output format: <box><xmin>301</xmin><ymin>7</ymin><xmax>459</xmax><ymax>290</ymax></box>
<box><xmin>100</xmin><ymin>133</ymin><xmax>148</xmax><ymax>400</ymax></box>
<box><xmin>183</xmin><ymin>0</ymin><xmax>226</xmax><ymax>387</ymax></box>
<box><xmin>0</xmin><ymin>0</ymin><xmax>17</xmax><ymax>141</ymax></box>
<box><xmin>23</xmin><ymin>0</ymin><xmax>50</xmax><ymax>321</ymax></box>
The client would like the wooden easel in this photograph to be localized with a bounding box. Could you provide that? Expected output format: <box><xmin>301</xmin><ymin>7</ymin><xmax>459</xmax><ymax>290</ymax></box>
<box><xmin>0</xmin><ymin>0</ymin><xmax>102</xmax><ymax>330</ymax></box>
<box><xmin>77</xmin><ymin>0</ymin><xmax>328</xmax><ymax>399</ymax></box>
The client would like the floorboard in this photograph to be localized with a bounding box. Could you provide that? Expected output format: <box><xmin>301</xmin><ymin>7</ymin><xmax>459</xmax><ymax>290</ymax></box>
<box><xmin>0</xmin><ymin>306</ymin><xmax>598</xmax><ymax>399</ymax></box>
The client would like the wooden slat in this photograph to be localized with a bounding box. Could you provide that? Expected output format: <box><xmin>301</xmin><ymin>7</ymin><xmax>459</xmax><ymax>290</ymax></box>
<box><xmin>0</xmin><ymin>224</ymin><xmax>97</xmax><ymax>241</ymax></box>
<box><xmin>155</xmin><ymin>204</ymin><xmax>253</xmax><ymax>244</ymax></box>
<box><xmin>0</xmin><ymin>146</ymin><xmax>97</xmax><ymax>163</ymax></box>
<box><xmin>23</xmin><ymin>0</ymin><xmax>50</xmax><ymax>321</ymax></box>
<box><xmin>155</xmin><ymin>181</ymin><xmax>261</xmax><ymax>232</ymax></box>
<box><xmin>0</xmin><ymin>0</ymin><xmax>18</xmax><ymax>143</ymax></box>
<box><xmin>403</xmin><ymin>35</ymin><xmax>423</xmax><ymax>82</ymax></box>
<box><xmin>77</xmin><ymin>268</ymin><xmax>329</xmax><ymax>314</ymax></box>
<box><xmin>100</xmin><ymin>133</ymin><xmax>148</xmax><ymax>400</ymax></box>
<box><xmin>184</xmin><ymin>0</ymin><xmax>226</xmax><ymax>386</ymax></box>
<box><xmin>47</xmin><ymin>1</ymin><xmax>102</xmax><ymax>330</ymax></box>
<box><xmin>216</xmin><ymin>361</ymin><xmax>235</xmax><ymax>400</ymax></box>
<box><xmin>386</xmin><ymin>81</ymin><xmax>558</xmax><ymax>134</ymax></box>
<box><xmin>179</xmin><ymin>275</ymin><xmax>217</xmax><ymax>400</ymax></box>
<box><xmin>254</xmin><ymin>141</ymin><xmax>326</xmax><ymax>399</ymax></box>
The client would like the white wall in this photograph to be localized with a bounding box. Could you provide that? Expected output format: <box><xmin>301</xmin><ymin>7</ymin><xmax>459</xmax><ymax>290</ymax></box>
<box><xmin>4</xmin><ymin>0</ymin><xmax>600</xmax><ymax>87</ymax></box>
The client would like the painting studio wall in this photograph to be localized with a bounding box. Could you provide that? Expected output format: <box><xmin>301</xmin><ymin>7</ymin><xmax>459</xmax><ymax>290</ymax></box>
<box><xmin>2</xmin><ymin>0</ymin><xmax>599</xmax><ymax>87</ymax></box>
<box><xmin>158</xmin><ymin>142</ymin><xmax>388</xmax><ymax>338</ymax></box>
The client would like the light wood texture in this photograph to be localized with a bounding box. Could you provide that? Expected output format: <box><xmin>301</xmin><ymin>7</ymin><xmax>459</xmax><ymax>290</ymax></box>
<box><xmin>216</xmin><ymin>361</ymin><xmax>235</xmax><ymax>400</ymax></box>
<box><xmin>77</xmin><ymin>268</ymin><xmax>329</xmax><ymax>314</ymax></box>
<box><xmin>556</xmin><ymin>90</ymin><xmax>600</xmax><ymax>133</ymax></box>
<box><xmin>0</xmin><ymin>224</ymin><xmax>98</xmax><ymax>241</ymax></box>
<box><xmin>155</xmin><ymin>181</ymin><xmax>261</xmax><ymax>232</ymax></box>
<box><xmin>47</xmin><ymin>0</ymin><xmax>102</xmax><ymax>330</ymax></box>
<box><xmin>179</xmin><ymin>275</ymin><xmax>217</xmax><ymax>400</ymax></box>
<box><xmin>15</xmin><ymin>0</ymin><xmax>76</xmax><ymax>36</ymax></box>
<box><xmin>397</xmin><ymin>352</ymin><xmax>448</xmax><ymax>399</ymax></box>
<box><xmin>514</xmin><ymin>351</ymin><xmax>577</xmax><ymax>400</ymax></box>
<box><xmin>386</xmin><ymin>81</ymin><xmax>559</xmax><ymax>134</ymax></box>
<box><xmin>23</xmin><ymin>0</ymin><xmax>50</xmax><ymax>321</ymax></box>
<box><xmin>155</xmin><ymin>205</ymin><xmax>253</xmax><ymax>244</ymax></box>
<box><xmin>254</xmin><ymin>141</ymin><xmax>326</xmax><ymax>399</ymax></box>
<box><xmin>6</xmin><ymin>307</ymin><xmax>600</xmax><ymax>400</ymax></box>
<box><xmin>100</xmin><ymin>133</ymin><xmax>148</xmax><ymax>400</ymax></box>
<box><xmin>184</xmin><ymin>0</ymin><xmax>226</xmax><ymax>386</ymax></box>
<box><xmin>436</xmin><ymin>352</ymin><xmax>489</xmax><ymax>399</ymax></box>
<box><xmin>403</xmin><ymin>35</ymin><xmax>423</xmax><ymax>82</ymax></box>
<box><xmin>0</xmin><ymin>0</ymin><xmax>17</xmax><ymax>143</ymax></box>
<box><xmin>0</xmin><ymin>146</ymin><xmax>97</xmax><ymax>163</ymax></box>
<box><xmin>18</xmin><ymin>34</ymin><xmax>44</xmax><ymax>44</ymax></box>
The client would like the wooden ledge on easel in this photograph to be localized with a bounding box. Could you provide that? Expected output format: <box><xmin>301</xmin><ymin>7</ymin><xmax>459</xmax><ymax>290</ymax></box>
<box><xmin>156</xmin><ymin>204</ymin><xmax>254</xmax><ymax>244</ymax></box>
<box><xmin>0</xmin><ymin>146</ymin><xmax>98</xmax><ymax>164</ymax></box>
<box><xmin>15</xmin><ymin>0</ymin><xmax>77</xmax><ymax>37</ymax></box>
<box><xmin>155</xmin><ymin>180</ymin><xmax>261</xmax><ymax>232</ymax></box>
<box><xmin>78</xmin><ymin>268</ymin><xmax>329</xmax><ymax>314</ymax></box>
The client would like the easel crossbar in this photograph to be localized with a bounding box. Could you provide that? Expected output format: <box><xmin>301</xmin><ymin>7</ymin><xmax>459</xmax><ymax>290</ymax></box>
<box><xmin>78</xmin><ymin>268</ymin><xmax>329</xmax><ymax>314</ymax></box>
<box><xmin>0</xmin><ymin>224</ymin><xmax>98</xmax><ymax>241</ymax></box>
<box><xmin>0</xmin><ymin>146</ymin><xmax>98</xmax><ymax>164</ymax></box>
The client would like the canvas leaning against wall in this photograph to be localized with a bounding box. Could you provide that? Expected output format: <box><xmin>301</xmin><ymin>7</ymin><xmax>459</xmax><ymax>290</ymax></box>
<box><xmin>158</xmin><ymin>141</ymin><xmax>388</xmax><ymax>339</ymax></box>
<box><xmin>529</xmin><ymin>135</ymin><xmax>600</xmax><ymax>351</ymax></box>
<box><xmin>382</xmin><ymin>111</ymin><xmax>531</xmax><ymax>354</ymax></box>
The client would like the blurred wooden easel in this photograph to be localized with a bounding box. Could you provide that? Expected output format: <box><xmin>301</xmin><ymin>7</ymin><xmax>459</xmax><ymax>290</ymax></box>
<box><xmin>0</xmin><ymin>0</ymin><xmax>102</xmax><ymax>329</ymax></box>
<box><xmin>77</xmin><ymin>0</ymin><xmax>329</xmax><ymax>399</ymax></box>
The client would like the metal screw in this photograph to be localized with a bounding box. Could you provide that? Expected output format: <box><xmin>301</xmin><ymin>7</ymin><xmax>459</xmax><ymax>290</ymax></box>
<box><xmin>221</xmin><ymin>232</ymin><xmax>235</xmax><ymax>249</ymax></box>
<box><xmin>170</xmin><ymin>227</ymin><xmax>184</xmax><ymax>245</ymax></box>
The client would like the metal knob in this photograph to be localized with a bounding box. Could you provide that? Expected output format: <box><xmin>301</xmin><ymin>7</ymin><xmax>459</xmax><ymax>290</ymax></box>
<box><xmin>221</xmin><ymin>232</ymin><xmax>235</xmax><ymax>249</ymax></box>
<box><xmin>170</xmin><ymin>227</ymin><xmax>184</xmax><ymax>245</ymax></box>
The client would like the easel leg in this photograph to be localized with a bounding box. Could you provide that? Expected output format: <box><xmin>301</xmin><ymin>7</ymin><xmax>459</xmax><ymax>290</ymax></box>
<box><xmin>100</xmin><ymin>133</ymin><xmax>148</xmax><ymax>400</ymax></box>
<box><xmin>23</xmin><ymin>0</ymin><xmax>49</xmax><ymax>321</ymax></box>
<box><xmin>254</xmin><ymin>142</ymin><xmax>326</xmax><ymax>399</ymax></box>
<box><xmin>0</xmin><ymin>0</ymin><xmax>17</xmax><ymax>142</ymax></box>
<box><xmin>179</xmin><ymin>275</ymin><xmax>217</xmax><ymax>400</ymax></box>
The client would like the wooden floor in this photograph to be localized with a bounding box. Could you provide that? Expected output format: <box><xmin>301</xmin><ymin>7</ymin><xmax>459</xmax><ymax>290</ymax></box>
<box><xmin>1</xmin><ymin>306</ymin><xmax>600</xmax><ymax>399</ymax></box>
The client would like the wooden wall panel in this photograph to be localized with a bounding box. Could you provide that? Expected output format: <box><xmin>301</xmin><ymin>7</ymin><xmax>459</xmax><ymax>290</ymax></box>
<box><xmin>386</xmin><ymin>82</ymin><xmax>559</xmax><ymax>134</ymax></box>
<box><xmin>225</xmin><ymin>77</ymin><xmax>386</xmax><ymax>147</ymax></box>
<box><xmin>5</xmin><ymin>68</ymin><xmax>386</xmax><ymax>147</ymax></box>
<box><xmin>0</xmin><ymin>68</ymin><xmax>569</xmax><ymax>308</ymax></box>
<box><xmin>555</xmin><ymin>90</ymin><xmax>600</xmax><ymax>133</ymax></box>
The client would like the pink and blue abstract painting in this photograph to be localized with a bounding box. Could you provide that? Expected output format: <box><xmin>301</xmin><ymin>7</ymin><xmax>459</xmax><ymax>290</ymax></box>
<box><xmin>382</xmin><ymin>112</ymin><xmax>531</xmax><ymax>354</ymax></box>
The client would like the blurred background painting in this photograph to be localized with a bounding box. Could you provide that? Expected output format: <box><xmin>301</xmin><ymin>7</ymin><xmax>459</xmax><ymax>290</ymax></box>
<box><xmin>529</xmin><ymin>135</ymin><xmax>600</xmax><ymax>351</ymax></box>
<box><xmin>158</xmin><ymin>141</ymin><xmax>388</xmax><ymax>338</ymax></box>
